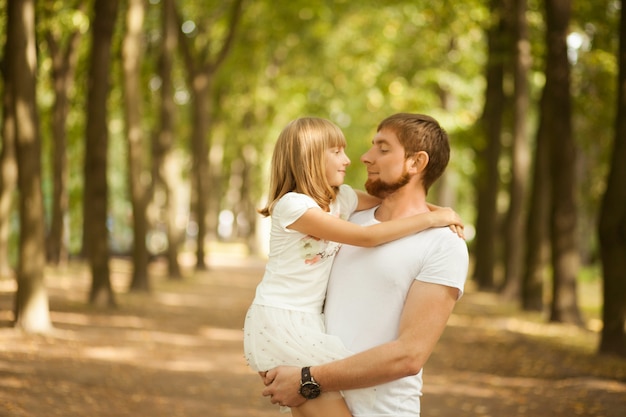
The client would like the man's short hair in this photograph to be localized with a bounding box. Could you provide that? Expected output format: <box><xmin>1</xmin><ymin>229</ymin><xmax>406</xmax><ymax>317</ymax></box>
<box><xmin>377</xmin><ymin>113</ymin><xmax>450</xmax><ymax>192</ymax></box>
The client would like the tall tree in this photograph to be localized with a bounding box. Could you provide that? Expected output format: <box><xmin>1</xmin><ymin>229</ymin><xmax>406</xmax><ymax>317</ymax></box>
<box><xmin>502</xmin><ymin>0</ymin><xmax>531</xmax><ymax>299</ymax></box>
<box><xmin>43</xmin><ymin>1</ymin><xmax>85</xmax><ymax>265</ymax></box>
<box><xmin>521</xmin><ymin>160</ymin><xmax>550</xmax><ymax>313</ymax></box>
<box><xmin>122</xmin><ymin>0</ymin><xmax>151</xmax><ymax>292</ymax></box>
<box><xmin>0</xmin><ymin>3</ymin><xmax>18</xmax><ymax>279</ymax></box>
<box><xmin>154</xmin><ymin>0</ymin><xmax>183</xmax><ymax>280</ymax></box>
<box><xmin>473</xmin><ymin>0</ymin><xmax>507</xmax><ymax>290</ymax></box>
<box><xmin>10</xmin><ymin>0</ymin><xmax>52</xmax><ymax>332</ymax></box>
<box><xmin>84</xmin><ymin>0</ymin><xmax>120</xmax><ymax>306</ymax></box>
<box><xmin>175</xmin><ymin>0</ymin><xmax>244</xmax><ymax>270</ymax></box>
<box><xmin>522</xmin><ymin>14</ymin><xmax>556</xmax><ymax>313</ymax></box>
<box><xmin>598</xmin><ymin>0</ymin><xmax>626</xmax><ymax>357</ymax></box>
<box><xmin>545</xmin><ymin>0</ymin><xmax>582</xmax><ymax>324</ymax></box>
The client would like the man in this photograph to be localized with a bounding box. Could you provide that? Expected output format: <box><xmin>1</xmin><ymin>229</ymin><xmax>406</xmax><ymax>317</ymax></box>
<box><xmin>262</xmin><ymin>113</ymin><xmax>469</xmax><ymax>416</ymax></box>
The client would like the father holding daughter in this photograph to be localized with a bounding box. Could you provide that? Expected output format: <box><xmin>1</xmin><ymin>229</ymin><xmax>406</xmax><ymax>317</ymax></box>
<box><xmin>248</xmin><ymin>113</ymin><xmax>469</xmax><ymax>417</ymax></box>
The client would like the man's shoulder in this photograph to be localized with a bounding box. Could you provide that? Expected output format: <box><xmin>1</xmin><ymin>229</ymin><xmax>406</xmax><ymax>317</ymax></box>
<box><xmin>421</xmin><ymin>226</ymin><xmax>467</xmax><ymax>244</ymax></box>
<box><xmin>417</xmin><ymin>228</ymin><xmax>469</xmax><ymax>262</ymax></box>
<box><xmin>413</xmin><ymin>228</ymin><xmax>469</xmax><ymax>296</ymax></box>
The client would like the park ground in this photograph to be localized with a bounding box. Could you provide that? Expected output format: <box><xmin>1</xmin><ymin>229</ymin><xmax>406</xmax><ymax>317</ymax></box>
<box><xmin>0</xmin><ymin>247</ymin><xmax>625</xmax><ymax>417</ymax></box>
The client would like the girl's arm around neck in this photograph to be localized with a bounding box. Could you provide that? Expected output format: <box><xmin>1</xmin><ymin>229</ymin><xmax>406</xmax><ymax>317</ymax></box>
<box><xmin>287</xmin><ymin>206</ymin><xmax>463</xmax><ymax>247</ymax></box>
<box><xmin>355</xmin><ymin>190</ymin><xmax>381</xmax><ymax>211</ymax></box>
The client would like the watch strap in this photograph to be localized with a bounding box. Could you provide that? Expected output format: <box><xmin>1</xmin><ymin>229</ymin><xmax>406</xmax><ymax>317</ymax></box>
<box><xmin>301</xmin><ymin>366</ymin><xmax>313</xmax><ymax>383</ymax></box>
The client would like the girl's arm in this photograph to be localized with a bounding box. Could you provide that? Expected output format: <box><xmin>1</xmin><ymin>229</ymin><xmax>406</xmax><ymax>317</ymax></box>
<box><xmin>356</xmin><ymin>191</ymin><xmax>454</xmax><ymax>217</ymax></box>
<box><xmin>288</xmin><ymin>206</ymin><xmax>464</xmax><ymax>247</ymax></box>
<box><xmin>355</xmin><ymin>190</ymin><xmax>381</xmax><ymax>211</ymax></box>
<box><xmin>426</xmin><ymin>202</ymin><xmax>465</xmax><ymax>238</ymax></box>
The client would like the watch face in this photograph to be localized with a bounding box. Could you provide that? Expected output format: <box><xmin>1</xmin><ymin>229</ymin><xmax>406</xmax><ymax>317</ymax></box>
<box><xmin>299</xmin><ymin>381</ymin><xmax>321</xmax><ymax>399</ymax></box>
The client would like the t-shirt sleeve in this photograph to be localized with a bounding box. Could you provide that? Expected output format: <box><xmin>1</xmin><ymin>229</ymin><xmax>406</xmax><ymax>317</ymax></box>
<box><xmin>417</xmin><ymin>232</ymin><xmax>469</xmax><ymax>300</ymax></box>
<box><xmin>273</xmin><ymin>193</ymin><xmax>320</xmax><ymax>231</ymax></box>
<box><xmin>336</xmin><ymin>184</ymin><xmax>359</xmax><ymax>220</ymax></box>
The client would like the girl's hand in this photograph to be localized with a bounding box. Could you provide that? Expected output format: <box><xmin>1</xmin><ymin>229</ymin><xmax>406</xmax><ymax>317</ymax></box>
<box><xmin>426</xmin><ymin>204</ymin><xmax>465</xmax><ymax>239</ymax></box>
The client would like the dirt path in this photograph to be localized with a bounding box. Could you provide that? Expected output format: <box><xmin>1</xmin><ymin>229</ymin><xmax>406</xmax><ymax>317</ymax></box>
<box><xmin>0</xmin><ymin>254</ymin><xmax>625</xmax><ymax>417</ymax></box>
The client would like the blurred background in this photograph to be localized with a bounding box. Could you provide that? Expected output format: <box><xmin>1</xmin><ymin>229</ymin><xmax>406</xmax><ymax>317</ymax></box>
<box><xmin>2</xmin><ymin>0</ymin><xmax>625</xmax><ymax>357</ymax></box>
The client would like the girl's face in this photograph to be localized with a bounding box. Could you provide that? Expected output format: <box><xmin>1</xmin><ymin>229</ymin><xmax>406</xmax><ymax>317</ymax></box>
<box><xmin>325</xmin><ymin>146</ymin><xmax>351</xmax><ymax>186</ymax></box>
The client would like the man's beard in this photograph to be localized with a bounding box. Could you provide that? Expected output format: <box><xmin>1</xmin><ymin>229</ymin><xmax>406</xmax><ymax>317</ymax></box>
<box><xmin>365</xmin><ymin>171</ymin><xmax>411</xmax><ymax>199</ymax></box>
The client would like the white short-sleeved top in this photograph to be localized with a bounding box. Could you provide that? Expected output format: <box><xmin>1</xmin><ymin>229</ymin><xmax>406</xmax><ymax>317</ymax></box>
<box><xmin>324</xmin><ymin>207</ymin><xmax>469</xmax><ymax>416</ymax></box>
<box><xmin>252</xmin><ymin>184</ymin><xmax>358</xmax><ymax>314</ymax></box>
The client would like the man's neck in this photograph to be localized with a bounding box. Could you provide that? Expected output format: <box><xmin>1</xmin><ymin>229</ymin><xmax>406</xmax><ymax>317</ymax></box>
<box><xmin>374</xmin><ymin>185</ymin><xmax>428</xmax><ymax>222</ymax></box>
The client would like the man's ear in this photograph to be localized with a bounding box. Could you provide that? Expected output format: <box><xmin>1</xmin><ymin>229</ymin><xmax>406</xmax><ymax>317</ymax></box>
<box><xmin>408</xmin><ymin>151</ymin><xmax>429</xmax><ymax>173</ymax></box>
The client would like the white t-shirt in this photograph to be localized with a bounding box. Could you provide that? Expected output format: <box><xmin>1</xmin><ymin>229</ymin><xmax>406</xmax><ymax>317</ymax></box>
<box><xmin>324</xmin><ymin>206</ymin><xmax>469</xmax><ymax>417</ymax></box>
<box><xmin>252</xmin><ymin>184</ymin><xmax>358</xmax><ymax>313</ymax></box>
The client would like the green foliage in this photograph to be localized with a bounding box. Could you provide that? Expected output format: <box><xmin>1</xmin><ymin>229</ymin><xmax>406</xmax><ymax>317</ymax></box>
<box><xmin>569</xmin><ymin>0</ymin><xmax>620</xmax><ymax>263</ymax></box>
<box><xmin>3</xmin><ymin>0</ymin><xmax>619</xmax><ymax>254</ymax></box>
<box><xmin>33</xmin><ymin>1</ymin><xmax>93</xmax><ymax>253</ymax></box>
<box><xmin>0</xmin><ymin>0</ymin><xmax>6</xmax><ymax>52</ymax></box>
<box><xmin>217</xmin><ymin>0</ymin><xmax>488</xmax><ymax>211</ymax></box>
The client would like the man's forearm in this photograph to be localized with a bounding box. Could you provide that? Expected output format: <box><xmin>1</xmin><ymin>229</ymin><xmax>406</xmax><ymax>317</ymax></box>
<box><xmin>262</xmin><ymin>284</ymin><xmax>457</xmax><ymax>408</ymax></box>
<box><xmin>310</xmin><ymin>339</ymin><xmax>428</xmax><ymax>392</ymax></box>
<box><xmin>312</xmin><ymin>285</ymin><xmax>457</xmax><ymax>392</ymax></box>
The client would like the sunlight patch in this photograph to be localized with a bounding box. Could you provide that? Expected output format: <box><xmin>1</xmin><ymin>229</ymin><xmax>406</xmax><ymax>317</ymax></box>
<box><xmin>199</xmin><ymin>326</ymin><xmax>243</xmax><ymax>342</ymax></box>
<box><xmin>0</xmin><ymin>280</ymin><xmax>16</xmax><ymax>292</ymax></box>
<box><xmin>131</xmin><ymin>330</ymin><xmax>205</xmax><ymax>347</ymax></box>
<box><xmin>0</xmin><ymin>375</ymin><xmax>27</xmax><ymax>389</ymax></box>
<box><xmin>82</xmin><ymin>346</ymin><xmax>140</xmax><ymax>362</ymax></box>
<box><xmin>154</xmin><ymin>292</ymin><xmax>208</xmax><ymax>308</ymax></box>
<box><xmin>51</xmin><ymin>311</ymin><xmax>151</xmax><ymax>329</ymax></box>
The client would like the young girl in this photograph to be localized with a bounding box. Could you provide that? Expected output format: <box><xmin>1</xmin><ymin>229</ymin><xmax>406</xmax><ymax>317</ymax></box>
<box><xmin>243</xmin><ymin>117</ymin><xmax>463</xmax><ymax>417</ymax></box>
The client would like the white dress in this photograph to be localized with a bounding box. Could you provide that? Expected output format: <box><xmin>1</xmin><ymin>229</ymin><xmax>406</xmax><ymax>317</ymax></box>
<box><xmin>243</xmin><ymin>184</ymin><xmax>358</xmax><ymax>372</ymax></box>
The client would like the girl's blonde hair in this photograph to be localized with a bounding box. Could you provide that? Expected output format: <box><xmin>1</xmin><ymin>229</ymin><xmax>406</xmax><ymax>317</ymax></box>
<box><xmin>259</xmin><ymin>117</ymin><xmax>347</xmax><ymax>217</ymax></box>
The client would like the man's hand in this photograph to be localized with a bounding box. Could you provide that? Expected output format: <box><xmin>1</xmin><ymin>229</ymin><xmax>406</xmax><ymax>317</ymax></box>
<box><xmin>261</xmin><ymin>366</ymin><xmax>307</xmax><ymax>408</ymax></box>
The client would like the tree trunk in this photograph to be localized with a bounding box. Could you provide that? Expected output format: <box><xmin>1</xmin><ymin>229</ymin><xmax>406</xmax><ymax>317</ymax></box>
<box><xmin>122</xmin><ymin>0</ymin><xmax>151</xmax><ymax>292</ymax></box>
<box><xmin>175</xmin><ymin>0</ymin><xmax>244</xmax><ymax>271</ymax></box>
<box><xmin>10</xmin><ymin>0</ymin><xmax>52</xmax><ymax>333</ymax></box>
<box><xmin>502</xmin><ymin>0</ymin><xmax>531</xmax><ymax>299</ymax></box>
<box><xmin>191</xmin><ymin>73</ymin><xmax>211</xmax><ymax>270</ymax></box>
<box><xmin>522</xmin><ymin>103</ymin><xmax>551</xmax><ymax>311</ymax></box>
<box><xmin>473</xmin><ymin>0</ymin><xmax>506</xmax><ymax>290</ymax></box>
<box><xmin>43</xmin><ymin>4</ymin><xmax>84</xmax><ymax>266</ymax></box>
<box><xmin>0</xmin><ymin>11</ymin><xmax>18</xmax><ymax>279</ymax></box>
<box><xmin>84</xmin><ymin>0</ymin><xmax>120</xmax><ymax>307</ymax></box>
<box><xmin>522</xmin><ymin>2</ymin><xmax>563</xmax><ymax>312</ymax></box>
<box><xmin>207</xmin><ymin>126</ymin><xmax>224</xmax><ymax>242</ymax></box>
<box><xmin>598</xmin><ymin>0</ymin><xmax>626</xmax><ymax>358</ymax></box>
<box><xmin>154</xmin><ymin>0</ymin><xmax>182</xmax><ymax>280</ymax></box>
<box><xmin>241</xmin><ymin>145</ymin><xmax>259</xmax><ymax>254</ymax></box>
<box><xmin>544</xmin><ymin>0</ymin><xmax>582</xmax><ymax>325</ymax></box>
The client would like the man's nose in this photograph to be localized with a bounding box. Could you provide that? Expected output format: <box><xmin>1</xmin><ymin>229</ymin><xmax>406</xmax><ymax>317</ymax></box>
<box><xmin>361</xmin><ymin>149</ymin><xmax>372</xmax><ymax>165</ymax></box>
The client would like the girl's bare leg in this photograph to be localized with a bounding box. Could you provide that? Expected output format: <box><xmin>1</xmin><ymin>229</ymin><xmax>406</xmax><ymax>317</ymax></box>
<box><xmin>290</xmin><ymin>391</ymin><xmax>352</xmax><ymax>417</ymax></box>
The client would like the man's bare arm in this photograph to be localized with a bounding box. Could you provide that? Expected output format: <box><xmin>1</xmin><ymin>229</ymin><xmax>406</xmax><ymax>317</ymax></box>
<box><xmin>262</xmin><ymin>280</ymin><xmax>459</xmax><ymax>406</ymax></box>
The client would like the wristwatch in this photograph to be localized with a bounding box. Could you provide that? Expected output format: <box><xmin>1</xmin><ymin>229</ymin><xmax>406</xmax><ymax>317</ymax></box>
<box><xmin>299</xmin><ymin>366</ymin><xmax>321</xmax><ymax>399</ymax></box>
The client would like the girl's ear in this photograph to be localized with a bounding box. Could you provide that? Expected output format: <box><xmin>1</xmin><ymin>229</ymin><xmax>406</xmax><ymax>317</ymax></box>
<box><xmin>408</xmin><ymin>151</ymin><xmax>429</xmax><ymax>174</ymax></box>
